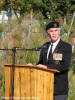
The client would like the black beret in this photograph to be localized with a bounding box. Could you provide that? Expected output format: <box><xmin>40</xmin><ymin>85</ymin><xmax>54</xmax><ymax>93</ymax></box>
<box><xmin>46</xmin><ymin>21</ymin><xmax>60</xmax><ymax>30</ymax></box>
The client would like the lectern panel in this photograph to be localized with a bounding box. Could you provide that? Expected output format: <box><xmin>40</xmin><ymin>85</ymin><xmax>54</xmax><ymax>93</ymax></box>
<box><xmin>4</xmin><ymin>64</ymin><xmax>58</xmax><ymax>100</ymax></box>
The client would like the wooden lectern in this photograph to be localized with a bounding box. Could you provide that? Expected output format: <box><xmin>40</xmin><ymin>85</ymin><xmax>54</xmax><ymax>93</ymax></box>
<box><xmin>4</xmin><ymin>64</ymin><xmax>59</xmax><ymax>100</ymax></box>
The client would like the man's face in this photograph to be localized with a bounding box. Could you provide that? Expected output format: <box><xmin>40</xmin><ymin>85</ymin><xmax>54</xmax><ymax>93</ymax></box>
<box><xmin>47</xmin><ymin>28</ymin><xmax>60</xmax><ymax>42</ymax></box>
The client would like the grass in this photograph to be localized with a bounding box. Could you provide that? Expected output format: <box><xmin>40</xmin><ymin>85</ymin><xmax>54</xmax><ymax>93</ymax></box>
<box><xmin>68</xmin><ymin>70</ymin><xmax>75</xmax><ymax>100</ymax></box>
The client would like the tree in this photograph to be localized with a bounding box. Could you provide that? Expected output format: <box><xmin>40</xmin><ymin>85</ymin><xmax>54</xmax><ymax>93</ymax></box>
<box><xmin>40</xmin><ymin>0</ymin><xmax>75</xmax><ymax>20</ymax></box>
<box><xmin>0</xmin><ymin>0</ymin><xmax>42</xmax><ymax>21</ymax></box>
<box><xmin>0</xmin><ymin>0</ymin><xmax>75</xmax><ymax>22</ymax></box>
<box><xmin>40</xmin><ymin>0</ymin><xmax>59</xmax><ymax>20</ymax></box>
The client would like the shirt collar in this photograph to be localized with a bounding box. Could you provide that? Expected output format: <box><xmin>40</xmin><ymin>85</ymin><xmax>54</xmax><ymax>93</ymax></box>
<box><xmin>51</xmin><ymin>38</ymin><xmax>60</xmax><ymax>46</ymax></box>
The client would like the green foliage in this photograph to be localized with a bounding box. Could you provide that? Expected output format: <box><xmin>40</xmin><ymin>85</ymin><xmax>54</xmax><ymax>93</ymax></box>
<box><xmin>0</xmin><ymin>69</ymin><xmax>5</xmax><ymax>98</ymax></box>
<box><xmin>0</xmin><ymin>0</ymin><xmax>75</xmax><ymax>21</ymax></box>
<box><xmin>0</xmin><ymin>24</ymin><xmax>3</xmax><ymax>39</ymax></box>
<box><xmin>61</xmin><ymin>27</ymin><xmax>67</xmax><ymax>37</ymax></box>
<box><xmin>71</xmin><ymin>50</ymin><xmax>75</xmax><ymax>74</ymax></box>
<box><xmin>21</xmin><ymin>25</ymin><xmax>29</xmax><ymax>35</ymax></box>
<box><xmin>8</xmin><ymin>19</ymin><xmax>19</xmax><ymax>28</ymax></box>
<box><xmin>12</xmin><ymin>33</ymin><xmax>21</xmax><ymax>41</ymax></box>
<box><xmin>0</xmin><ymin>24</ymin><xmax>3</xmax><ymax>33</ymax></box>
<box><xmin>68</xmin><ymin>71</ymin><xmax>75</xmax><ymax>100</ymax></box>
<box><xmin>0</xmin><ymin>74</ymin><xmax>3</xmax><ymax>80</ymax></box>
<box><xmin>25</xmin><ymin>51</ymin><xmax>39</xmax><ymax>64</ymax></box>
<box><xmin>40</xmin><ymin>0</ymin><xmax>75</xmax><ymax>20</ymax></box>
<box><xmin>4</xmin><ymin>42</ymin><xmax>8</xmax><ymax>49</ymax></box>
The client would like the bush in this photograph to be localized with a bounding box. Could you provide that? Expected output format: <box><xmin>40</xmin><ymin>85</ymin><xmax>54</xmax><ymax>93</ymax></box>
<box><xmin>12</xmin><ymin>33</ymin><xmax>22</xmax><ymax>41</ymax></box>
<box><xmin>0</xmin><ymin>24</ymin><xmax>3</xmax><ymax>33</ymax></box>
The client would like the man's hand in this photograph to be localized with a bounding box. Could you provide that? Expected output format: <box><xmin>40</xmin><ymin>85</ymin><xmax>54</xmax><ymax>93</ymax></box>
<box><xmin>37</xmin><ymin>64</ymin><xmax>47</xmax><ymax>68</ymax></box>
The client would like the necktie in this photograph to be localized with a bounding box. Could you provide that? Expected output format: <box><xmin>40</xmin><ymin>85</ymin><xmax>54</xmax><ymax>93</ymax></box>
<box><xmin>48</xmin><ymin>43</ymin><xmax>53</xmax><ymax>60</ymax></box>
<box><xmin>47</xmin><ymin>43</ymin><xmax>53</xmax><ymax>59</ymax></box>
<box><xmin>49</xmin><ymin>43</ymin><xmax>53</xmax><ymax>55</ymax></box>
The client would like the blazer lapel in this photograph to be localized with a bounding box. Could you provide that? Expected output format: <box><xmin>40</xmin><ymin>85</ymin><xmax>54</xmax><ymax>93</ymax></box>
<box><xmin>53</xmin><ymin>39</ymin><xmax>63</xmax><ymax>53</ymax></box>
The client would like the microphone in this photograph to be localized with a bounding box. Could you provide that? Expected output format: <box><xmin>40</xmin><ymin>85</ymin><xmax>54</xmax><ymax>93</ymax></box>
<box><xmin>33</xmin><ymin>45</ymin><xmax>46</xmax><ymax>51</ymax></box>
<box><xmin>12</xmin><ymin>47</ymin><xmax>21</xmax><ymax>52</ymax></box>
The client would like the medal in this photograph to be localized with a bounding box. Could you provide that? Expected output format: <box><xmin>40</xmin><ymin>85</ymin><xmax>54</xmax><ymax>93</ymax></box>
<box><xmin>53</xmin><ymin>53</ymin><xmax>63</xmax><ymax>61</ymax></box>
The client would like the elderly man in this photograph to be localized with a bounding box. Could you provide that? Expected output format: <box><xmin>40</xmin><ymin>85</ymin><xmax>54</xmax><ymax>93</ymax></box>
<box><xmin>37</xmin><ymin>21</ymin><xmax>72</xmax><ymax>100</ymax></box>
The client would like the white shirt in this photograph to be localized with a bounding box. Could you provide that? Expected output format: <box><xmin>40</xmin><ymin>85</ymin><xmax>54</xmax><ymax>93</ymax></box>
<box><xmin>47</xmin><ymin>38</ymin><xmax>60</xmax><ymax>60</ymax></box>
<box><xmin>72</xmin><ymin>45</ymin><xmax>75</xmax><ymax>53</ymax></box>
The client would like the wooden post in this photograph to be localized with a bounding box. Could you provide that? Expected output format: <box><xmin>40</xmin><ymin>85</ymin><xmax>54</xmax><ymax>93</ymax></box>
<box><xmin>4</xmin><ymin>64</ymin><xmax>59</xmax><ymax>100</ymax></box>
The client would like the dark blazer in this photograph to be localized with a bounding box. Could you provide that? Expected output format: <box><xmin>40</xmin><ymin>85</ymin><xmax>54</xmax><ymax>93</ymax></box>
<box><xmin>38</xmin><ymin>39</ymin><xmax>72</xmax><ymax>95</ymax></box>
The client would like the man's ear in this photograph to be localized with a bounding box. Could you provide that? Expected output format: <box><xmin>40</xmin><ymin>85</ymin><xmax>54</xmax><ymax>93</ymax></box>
<box><xmin>46</xmin><ymin>30</ymin><xmax>49</xmax><ymax>35</ymax></box>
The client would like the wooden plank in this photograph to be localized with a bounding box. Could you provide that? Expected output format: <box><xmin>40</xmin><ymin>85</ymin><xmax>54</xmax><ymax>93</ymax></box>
<box><xmin>14</xmin><ymin>67</ymin><xmax>31</xmax><ymax>100</ymax></box>
<box><xmin>30</xmin><ymin>69</ymin><xmax>37</xmax><ymax>100</ymax></box>
<box><xmin>43</xmin><ymin>71</ymin><xmax>51</xmax><ymax>100</ymax></box>
<box><xmin>5</xmin><ymin>67</ymin><xmax>12</xmax><ymax>100</ymax></box>
<box><xmin>49</xmin><ymin>72</ymin><xmax>54</xmax><ymax>100</ymax></box>
<box><xmin>47</xmin><ymin>72</ymin><xmax>51</xmax><ymax>100</ymax></box>
<box><xmin>24</xmin><ymin>68</ymin><xmax>31</xmax><ymax>100</ymax></box>
<box><xmin>40</xmin><ymin>70</ymin><xmax>44</xmax><ymax>100</ymax></box>
<box><xmin>36</xmin><ymin>70</ymin><xmax>44</xmax><ymax>100</ymax></box>
<box><xmin>14</xmin><ymin>67</ymin><xmax>21</xmax><ymax>99</ymax></box>
<box><xmin>36</xmin><ymin>69</ymin><xmax>41</xmax><ymax>100</ymax></box>
<box><xmin>20</xmin><ymin>67</ymin><xmax>25</xmax><ymax>99</ymax></box>
<box><xmin>4</xmin><ymin>64</ymin><xmax>59</xmax><ymax>73</ymax></box>
<box><xmin>43</xmin><ymin>71</ymin><xmax>47</xmax><ymax>100</ymax></box>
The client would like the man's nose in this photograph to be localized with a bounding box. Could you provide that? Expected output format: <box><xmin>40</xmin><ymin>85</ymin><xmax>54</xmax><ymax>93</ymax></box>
<box><xmin>53</xmin><ymin>31</ymin><xmax>55</xmax><ymax>34</ymax></box>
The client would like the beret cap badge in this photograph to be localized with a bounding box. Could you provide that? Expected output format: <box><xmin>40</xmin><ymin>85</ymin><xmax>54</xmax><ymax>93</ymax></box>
<box><xmin>54</xmin><ymin>23</ymin><xmax>57</xmax><ymax>27</ymax></box>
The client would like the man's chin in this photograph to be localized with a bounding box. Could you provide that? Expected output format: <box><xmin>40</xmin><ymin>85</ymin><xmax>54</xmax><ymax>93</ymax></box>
<box><xmin>51</xmin><ymin>39</ymin><xmax>57</xmax><ymax>43</ymax></box>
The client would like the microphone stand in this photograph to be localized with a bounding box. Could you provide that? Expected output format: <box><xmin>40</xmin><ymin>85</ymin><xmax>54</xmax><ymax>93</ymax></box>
<box><xmin>12</xmin><ymin>47</ymin><xmax>17</xmax><ymax>100</ymax></box>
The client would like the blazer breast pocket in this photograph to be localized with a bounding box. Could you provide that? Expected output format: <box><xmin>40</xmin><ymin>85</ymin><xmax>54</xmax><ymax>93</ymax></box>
<box><xmin>53</xmin><ymin>52</ymin><xmax>63</xmax><ymax>65</ymax></box>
